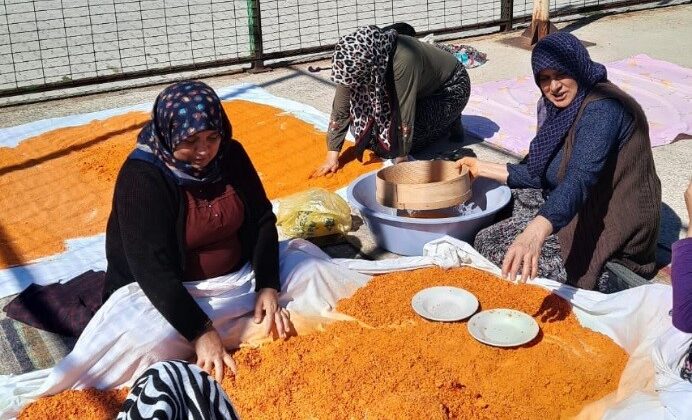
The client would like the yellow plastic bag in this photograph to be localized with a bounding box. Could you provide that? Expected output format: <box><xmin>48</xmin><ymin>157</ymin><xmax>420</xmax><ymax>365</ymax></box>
<box><xmin>276</xmin><ymin>188</ymin><xmax>352</xmax><ymax>239</ymax></box>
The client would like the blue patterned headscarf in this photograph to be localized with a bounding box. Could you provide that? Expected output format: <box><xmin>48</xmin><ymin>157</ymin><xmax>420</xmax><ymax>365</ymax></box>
<box><xmin>130</xmin><ymin>80</ymin><xmax>232</xmax><ymax>186</ymax></box>
<box><xmin>527</xmin><ymin>32</ymin><xmax>607</xmax><ymax>179</ymax></box>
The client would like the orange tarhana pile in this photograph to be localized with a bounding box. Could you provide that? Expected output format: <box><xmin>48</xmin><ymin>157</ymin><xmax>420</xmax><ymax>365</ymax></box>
<box><xmin>19</xmin><ymin>388</ymin><xmax>128</xmax><ymax>419</ymax></box>
<box><xmin>21</xmin><ymin>267</ymin><xmax>628</xmax><ymax>419</ymax></box>
<box><xmin>0</xmin><ymin>100</ymin><xmax>381</xmax><ymax>268</ymax></box>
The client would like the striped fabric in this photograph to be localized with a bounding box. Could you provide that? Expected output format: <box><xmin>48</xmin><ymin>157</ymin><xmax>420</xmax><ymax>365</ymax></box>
<box><xmin>0</xmin><ymin>295</ymin><xmax>74</xmax><ymax>375</ymax></box>
<box><xmin>117</xmin><ymin>360</ymin><xmax>239</xmax><ymax>420</ymax></box>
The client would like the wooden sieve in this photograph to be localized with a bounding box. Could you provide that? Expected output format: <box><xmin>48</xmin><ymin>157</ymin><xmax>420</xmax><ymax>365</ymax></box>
<box><xmin>375</xmin><ymin>160</ymin><xmax>472</xmax><ymax>210</ymax></box>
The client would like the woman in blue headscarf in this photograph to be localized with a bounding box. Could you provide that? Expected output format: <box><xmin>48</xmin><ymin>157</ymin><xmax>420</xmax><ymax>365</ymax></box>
<box><xmin>456</xmin><ymin>32</ymin><xmax>661</xmax><ymax>291</ymax></box>
<box><xmin>104</xmin><ymin>80</ymin><xmax>290</xmax><ymax>383</ymax></box>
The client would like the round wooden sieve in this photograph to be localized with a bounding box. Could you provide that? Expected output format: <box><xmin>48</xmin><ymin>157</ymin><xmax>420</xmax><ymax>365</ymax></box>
<box><xmin>375</xmin><ymin>160</ymin><xmax>472</xmax><ymax>210</ymax></box>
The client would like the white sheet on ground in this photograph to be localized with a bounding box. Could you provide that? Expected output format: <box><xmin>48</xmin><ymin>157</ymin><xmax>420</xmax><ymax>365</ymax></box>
<box><xmin>0</xmin><ymin>236</ymin><xmax>689</xmax><ymax>419</ymax></box>
<box><xmin>532</xmin><ymin>279</ymin><xmax>692</xmax><ymax>419</ymax></box>
<box><xmin>0</xmin><ymin>83</ymin><xmax>340</xmax><ymax>149</ymax></box>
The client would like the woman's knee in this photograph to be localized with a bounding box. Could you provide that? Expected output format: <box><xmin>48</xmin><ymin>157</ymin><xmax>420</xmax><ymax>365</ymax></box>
<box><xmin>473</xmin><ymin>225</ymin><xmax>505</xmax><ymax>255</ymax></box>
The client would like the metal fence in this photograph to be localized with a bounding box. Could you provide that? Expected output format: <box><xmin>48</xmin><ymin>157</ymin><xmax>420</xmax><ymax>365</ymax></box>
<box><xmin>0</xmin><ymin>0</ymin><xmax>674</xmax><ymax>98</ymax></box>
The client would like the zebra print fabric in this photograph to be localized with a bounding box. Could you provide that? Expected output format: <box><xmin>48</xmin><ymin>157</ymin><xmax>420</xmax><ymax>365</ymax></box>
<box><xmin>117</xmin><ymin>360</ymin><xmax>239</xmax><ymax>420</ymax></box>
<box><xmin>682</xmin><ymin>342</ymin><xmax>692</xmax><ymax>383</ymax></box>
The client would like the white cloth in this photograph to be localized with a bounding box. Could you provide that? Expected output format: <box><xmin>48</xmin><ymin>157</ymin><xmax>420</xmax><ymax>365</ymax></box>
<box><xmin>526</xmin><ymin>279</ymin><xmax>692</xmax><ymax>419</ymax></box>
<box><xmin>0</xmin><ymin>237</ymin><xmax>690</xmax><ymax>419</ymax></box>
<box><xmin>0</xmin><ymin>240</ymin><xmax>365</xmax><ymax>418</ymax></box>
<box><xmin>332</xmin><ymin>236</ymin><xmax>501</xmax><ymax>274</ymax></box>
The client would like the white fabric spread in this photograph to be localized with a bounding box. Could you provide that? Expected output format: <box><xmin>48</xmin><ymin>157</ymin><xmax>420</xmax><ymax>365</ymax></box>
<box><xmin>0</xmin><ymin>236</ymin><xmax>690</xmax><ymax>419</ymax></box>
<box><xmin>532</xmin><ymin>281</ymin><xmax>692</xmax><ymax>420</ymax></box>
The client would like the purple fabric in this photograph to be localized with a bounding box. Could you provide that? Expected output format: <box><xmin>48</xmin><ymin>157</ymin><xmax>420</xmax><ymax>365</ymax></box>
<box><xmin>672</xmin><ymin>237</ymin><xmax>692</xmax><ymax>333</ymax></box>
<box><xmin>132</xmin><ymin>80</ymin><xmax>232</xmax><ymax>186</ymax></box>
<box><xmin>527</xmin><ymin>32</ymin><xmax>607</xmax><ymax>179</ymax></box>
<box><xmin>3</xmin><ymin>270</ymin><xmax>105</xmax><ymax>337</ymax></box>
<box><xmin>464</xmin><ymin>55</ymin><xmax>692</xmax><ymax>156</ymax></box>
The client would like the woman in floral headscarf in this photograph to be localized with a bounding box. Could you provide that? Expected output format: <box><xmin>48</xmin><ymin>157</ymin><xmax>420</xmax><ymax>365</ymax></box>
<box><xmin>104</xmin><ymin>80</ymin><xmax>289</xmax><ymax>383</ymax></box>
<box><xmin>313</xmin><ymin>25</ymin><xmax>471</xmax><ymax>175</ymax></box>
<box><xmin>457</xmin><ymin>32</ymin><xmax>661</xmax><ymax>292</ymax></box>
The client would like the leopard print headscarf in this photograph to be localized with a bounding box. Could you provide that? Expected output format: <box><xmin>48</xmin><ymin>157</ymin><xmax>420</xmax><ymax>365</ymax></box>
<box><xmin>331</xmin><ymin>26</ymin><xmax>398</xmax><ymax>157</ymax></box>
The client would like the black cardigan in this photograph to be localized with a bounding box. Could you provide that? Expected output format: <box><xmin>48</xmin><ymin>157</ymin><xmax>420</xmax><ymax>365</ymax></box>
<box><xmin>103</xmin><ymin>140</ymin><xmax>280</xmax><ymax>342</ymax></box>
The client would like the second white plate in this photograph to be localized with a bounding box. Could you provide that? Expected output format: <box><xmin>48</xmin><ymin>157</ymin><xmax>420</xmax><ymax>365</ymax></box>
<box><xmin>467</xmin><ymin>309</ymin><xmax>540</xmax><ymax>347</ymax></box>
<box><xmin>411</xmin><ymin>286</ymin><xmax>479</xmax><ymax>322</ymax></box>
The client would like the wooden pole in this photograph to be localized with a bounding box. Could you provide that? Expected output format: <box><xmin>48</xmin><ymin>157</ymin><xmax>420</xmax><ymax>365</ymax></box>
<box><xmin>500</xmin><ymin>0</ymin><xmax>514</xmax><ymax>32</ymax></box>
<box><xmin>523</xmin><ymin>0</ymin><xmax>557</xmax><ymax>45</ymax></box>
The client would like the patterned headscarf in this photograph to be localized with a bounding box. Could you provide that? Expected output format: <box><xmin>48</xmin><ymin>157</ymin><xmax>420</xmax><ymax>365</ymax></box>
<box><xmin>331</xmin><ymin>26</ymin><xmax>398</xmax><ymax>157</ymax></box>
<box><xmin>527</xmin><ymin>32</ymin><xmax>607</xmax><ymax>179</ymax></box>
<box><xmin>130</xmin><ymin>80</ymin><xmax>232</xmax><ymax>186</ymax></box>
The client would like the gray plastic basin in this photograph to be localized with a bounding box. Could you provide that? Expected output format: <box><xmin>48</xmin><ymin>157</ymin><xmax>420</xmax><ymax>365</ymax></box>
<box><xmin>347</xmin><ymin>170</ymin><xmax>511</xmax><ymax>256</ymax></box>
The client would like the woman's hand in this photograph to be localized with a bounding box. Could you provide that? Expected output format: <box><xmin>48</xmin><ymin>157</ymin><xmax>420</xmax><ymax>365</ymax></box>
<box><xmin>193</xmin><ymin>326</ymin><xmax>237</xmax><ymax>383</ymax></box>
<box><xmin>454</xmin><ymin>157</ymin><xmax>509</xmax><ymax>184</ymax></box>
<box><xmin>502</xmin><ymin>216</ymin><xmax>553</xmax><ymax>283</ymax></box>
<box><xmin>455</xmin><ymin>157</ymin><xmax>480</xmax><ymax>180</ymax></box>
<box><xmin>254</xmin><ymin>288</ymin><xmax>290</xmax><ymax>339</ymax></box>
<box><xmin>393</xmin><ymin>155</ymin><xmax>409</xmax><ymax>164</ymax></box>
<box><xmin>311</xmin><ymin>151</ymin><xmax>340</xmax><ymax>178</ymax></box>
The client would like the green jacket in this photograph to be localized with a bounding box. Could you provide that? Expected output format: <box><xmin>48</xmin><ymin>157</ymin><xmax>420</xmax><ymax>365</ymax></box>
<box><xmin>327</xmin><ymin>35</ymin><xmax>458</xmax><ymax>157</ymax></box>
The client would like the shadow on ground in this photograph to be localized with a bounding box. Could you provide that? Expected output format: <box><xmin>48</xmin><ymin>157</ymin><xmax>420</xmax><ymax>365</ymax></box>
<box><xmin>657</xmin><ymin>202</ymin><xmax>683</xmax><ymax>266</ymax></box>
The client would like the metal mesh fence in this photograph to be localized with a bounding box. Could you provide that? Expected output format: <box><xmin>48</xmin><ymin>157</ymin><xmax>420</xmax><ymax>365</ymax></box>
<box><xmin>0</xmin><ymin>0</ymin><xmax>253</xmax><ymax>92</ymax></box>
<box><xmin>513</xmin><ymin>0</ymin><xmax>629</xmax><ymax>17</ymax></box>
<box><xmin>259</xmin><ymin>0</ymin><xmax>503</xmax><ymax>55</ymax></box>
<box><xmin>0</xmin><ymin>0</ymin><xmax>669</xmax><ymax>96</ymax></box>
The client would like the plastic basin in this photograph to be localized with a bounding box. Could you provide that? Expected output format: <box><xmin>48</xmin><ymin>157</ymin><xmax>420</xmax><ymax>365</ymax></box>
<box><xmin>347</xmin><ymin>170</ymin><xmax>511</xmax><ymax>256</ymax></box>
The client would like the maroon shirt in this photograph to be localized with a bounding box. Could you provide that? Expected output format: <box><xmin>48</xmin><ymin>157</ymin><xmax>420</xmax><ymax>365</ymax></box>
<box><xmin>183</xmin><ymin>182</ymin><xmax>245</xmax><ymax>281</ymax></box>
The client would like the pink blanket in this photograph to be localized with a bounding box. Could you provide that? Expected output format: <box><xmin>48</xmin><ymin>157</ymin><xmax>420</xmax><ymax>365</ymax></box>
<box><xmin>463</xmin><ymin>54</ymin><xmax>692</xmax><ymax>157</ymax></box>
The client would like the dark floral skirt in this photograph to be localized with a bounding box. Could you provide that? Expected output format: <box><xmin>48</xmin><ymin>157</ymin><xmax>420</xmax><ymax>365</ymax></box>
<box><xmin>367</xmin><ymin>62</ymin><xmax>471</xmax><ymax>158</ymax></box>
<box><xmin>474</xmin><ymin>189</ymin><xmax>569</xmax><ymax>282</ymax></box>
<box><xmin>474</xmin><ymin>188</ymin><xmax>613</xmax><ymax>291</ymax></box>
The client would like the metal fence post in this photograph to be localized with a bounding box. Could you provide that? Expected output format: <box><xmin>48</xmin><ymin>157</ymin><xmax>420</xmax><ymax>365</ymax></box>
<box><xmin>500</xmin><ymin>0</ymin><xmax>514</xmax><ymax>32</ymax></box>
<box><xmin>247</xmin><ymin>0</ymin><xmax>269</xmax><ymax>73</ymax></box>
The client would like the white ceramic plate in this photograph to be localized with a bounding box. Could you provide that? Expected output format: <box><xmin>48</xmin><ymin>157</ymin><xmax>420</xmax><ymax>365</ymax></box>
<box><xmin>411</xmin><ymin>286</ymin><xmax>479</xmax><ymax>322</ymax></box>
<box><xmin>467</xmin><ymin>309</ymin><xmax>540</xmax><ymax>347</ymax></box>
